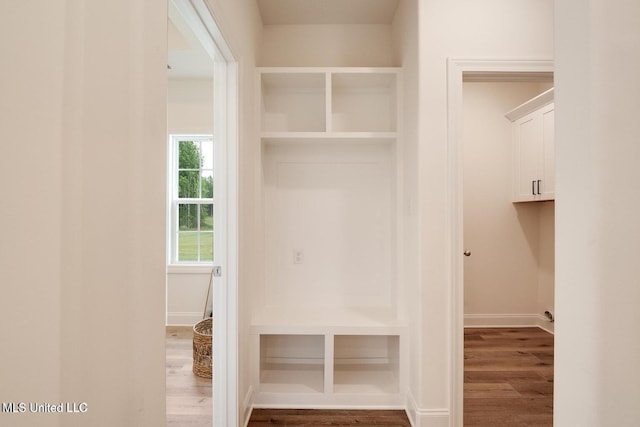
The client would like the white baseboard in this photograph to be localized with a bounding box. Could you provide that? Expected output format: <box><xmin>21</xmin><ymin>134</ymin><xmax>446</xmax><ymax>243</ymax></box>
<box><xmin>406</xmin><ymin>391</ymin><xmax>450</xmax><ymax>427</ymax></box>
<box><xmin>535</xmin><ymin>316</ymin><xmax>555</xmax><ymax>334</ymax></box>
<box><xmin>242</xmin><ymin>386</ymin><xmax>254</xmax><ymax>427</ymax></box>
<box><xmin>464</xmin><ymin>314</ymin><xmax>554</xmax><ymax>334</ymax></box>
<box><xmin>166</xmin><ymin>311</ymin><xmax>202</xmax><ymax>326</ymax></box>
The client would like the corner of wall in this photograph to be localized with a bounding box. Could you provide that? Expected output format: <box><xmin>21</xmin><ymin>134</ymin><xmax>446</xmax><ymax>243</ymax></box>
<box><xmin>405</xmin><ymin>390</ymin><xmax>450</xmax><ymax>427</ymax></box>
<box><xmin>241</xmin><ymin>385</ymin><xmax>254</xmax><ymax>427</ymax></box>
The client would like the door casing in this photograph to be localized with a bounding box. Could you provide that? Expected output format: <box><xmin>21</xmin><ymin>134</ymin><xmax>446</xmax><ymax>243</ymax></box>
<box><xmin>170</xmin><ymin>1</ymin><xmax>239</xmax><ymax>425</ymax></box>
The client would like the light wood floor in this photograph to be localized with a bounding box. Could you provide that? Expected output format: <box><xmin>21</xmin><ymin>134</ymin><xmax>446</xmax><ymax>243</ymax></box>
<box><xmin>464</xmin><ymin>327</ymin><xmax>554</xmax><ymax>426</ymax></box>
<box><xmin>166</xmin><ymin>326</ymin><xmax>212</xmax><ymax>427</ymax></box>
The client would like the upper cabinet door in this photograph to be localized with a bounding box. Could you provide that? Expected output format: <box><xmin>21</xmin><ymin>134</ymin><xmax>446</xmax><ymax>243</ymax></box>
<box><xmin>506</xmin><ymin>88</ymin><xmax>555</xmax><ymax>203</ymax></box>
<box><xmin>513</xmin><ymin>112</ymin><xmax>541</xmax><ymax>202</ymax></box>
<box><xmin>539</xmin><ymin>103</ymin><xmax>555</xmax><ymax>201</ymax></box>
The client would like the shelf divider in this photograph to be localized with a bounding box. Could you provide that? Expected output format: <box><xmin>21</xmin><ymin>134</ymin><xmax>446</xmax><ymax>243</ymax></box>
<box><xmin>324</xmin><ymin>334</ymin><xmax>334</xmax><ymax>394</ymax></box>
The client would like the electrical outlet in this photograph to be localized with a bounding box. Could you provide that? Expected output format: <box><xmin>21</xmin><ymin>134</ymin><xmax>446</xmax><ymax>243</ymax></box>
<box><xmin>293</xmin><ymin>249</ymin><xmax>304</xmax><ymax>264</ymax></box>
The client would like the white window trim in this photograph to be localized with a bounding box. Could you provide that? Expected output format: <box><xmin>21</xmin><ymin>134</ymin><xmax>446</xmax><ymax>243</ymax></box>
<box><xmin>167</xmin><ymin>133</ymin><xmax>214</xmax><ymax>266</ymax></box>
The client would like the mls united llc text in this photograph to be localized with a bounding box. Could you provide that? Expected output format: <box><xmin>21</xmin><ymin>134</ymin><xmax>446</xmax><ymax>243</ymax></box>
<box><xmin>2</xmin><ymin>402</ymin><xmax>88</xmax><ymax>414</ymax></box>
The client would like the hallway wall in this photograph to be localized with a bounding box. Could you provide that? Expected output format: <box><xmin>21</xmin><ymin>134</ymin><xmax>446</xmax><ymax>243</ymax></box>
<box><xmin>555</xmin><ymin>0</ymin><xmax>640</xmax><ymax>424</ymax></box>
<box><xmin>0</xmin><ymin>1</ymin><xmax>168</xmax><ymax>426</ymax></box>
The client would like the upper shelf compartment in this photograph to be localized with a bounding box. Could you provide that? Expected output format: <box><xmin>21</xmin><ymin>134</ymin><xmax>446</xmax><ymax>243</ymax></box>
<box><xmin>260</xmin><ymin>71</ymin><xmax>326</xmax><ymax>133</ymax></box>
<box><xmin>331</xmin><ymin>71</ymin><xmax>397</xmax><ymax>133</ymax></box>
<box><xmin>258</xmin><ymin>68</ymin><xmax>399</xmax><ymax>137</ymax></box>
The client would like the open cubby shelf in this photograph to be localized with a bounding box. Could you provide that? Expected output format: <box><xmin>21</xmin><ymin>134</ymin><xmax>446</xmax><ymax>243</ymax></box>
<box><xmin>260</xmin><ymin>72</ymin><xmax>326</xmax><ymax>133</ymax></box>
<box><xmin>255</xmin><ymin>332</ymin><xmax>403</xmax><ymax>405</ymax></box>
<box><xmin>259</xmin><ymin>334</ymin><xmax>325</xmax><ymax>394</ymax></box>
<box><xmin>259</xmin><ymin>68</ymin><xmax>399</xmax><ymax>135</ymax></box>
<box><xmin>333</xmin><ymin>365</ymin><xmax>399</xmax><ymax>395</ymax></box>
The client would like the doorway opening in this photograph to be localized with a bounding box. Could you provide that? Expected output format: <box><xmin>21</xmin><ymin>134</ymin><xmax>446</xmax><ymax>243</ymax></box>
<box><xmin>447</xmin><ymin>59</ymin><xmax>554</xmax><ymax>426</ymax></box>
<box><xmin>166</xmin><ymin>1</ymin><xmax>238</xmax><ymax>425</ymax></box>
<box><xmin>462</xmin><ymin>76</ymin><xmax>555</xmax><ymax>425</ymax></box>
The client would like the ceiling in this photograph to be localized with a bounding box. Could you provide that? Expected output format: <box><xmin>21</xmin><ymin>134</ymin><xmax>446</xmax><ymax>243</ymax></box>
<box><xmin>167</xmin><ymin>6</ymin><xmax>213</xmax><ymax>79</ymax></box>
<box><xmin>257</xmin><ymin>0</ymin><xmax>400</xmax><ymax>25</ymax></box>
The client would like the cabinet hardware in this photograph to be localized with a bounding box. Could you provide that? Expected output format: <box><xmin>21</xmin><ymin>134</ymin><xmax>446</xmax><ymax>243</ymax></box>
<box><xmin>537</xmin><ymin>179</ymin><xmax>542</xmax><ymax>195</ymax></box>
<box><xmin>463</xmin><ymin>251</ymin><xmax>471</xmax><ymax>257</ymax></box>
<box><xmin>532</xmin><ymin>180</ymin><xmax>536</xmax><ymax>196</ymax></box>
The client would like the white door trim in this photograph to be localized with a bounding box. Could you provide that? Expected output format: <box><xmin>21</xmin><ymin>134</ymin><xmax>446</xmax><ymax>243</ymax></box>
<box><xmin>170</xmin><ymin>1</ymin><xmax>239</xmax><ymax>425</ymax></box>
<box><xmin>446</xmin><ymin>58</ymin><xmax>553</xmax><ymax>427</ymax></box>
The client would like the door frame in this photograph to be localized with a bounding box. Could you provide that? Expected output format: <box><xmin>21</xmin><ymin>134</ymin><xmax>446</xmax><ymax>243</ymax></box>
<box><xmin>446</xmin><ymin>58</ymin><xmax>554</xmax><ymax>426</ymax></box>
<box><xmin>170</xmin><ymin>1</ymin><xmax>239</xmax><ymax>425</ymax></box>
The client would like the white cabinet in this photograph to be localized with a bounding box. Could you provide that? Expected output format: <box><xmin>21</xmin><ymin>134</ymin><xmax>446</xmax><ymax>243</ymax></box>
<box><xmin>253</xmin><ymin>68</ymin><xmax>406</xmax><ymax>408</ymax></box>
<box><xmin>506</xmin><ymin>88</ymin><xmax>555</xmax><ymax>202</ymax></box>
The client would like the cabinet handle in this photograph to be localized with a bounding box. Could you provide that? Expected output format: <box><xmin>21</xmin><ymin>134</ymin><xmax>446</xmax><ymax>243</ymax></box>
<box><xmin>532</xmin><ymin>180</ymin><xmax>536</xmax><ymax>196</ymax></box>
<box><xmin>537</xmin><ymin>179</ymin><xmax>542</xmax><ymax>195</ymax></box>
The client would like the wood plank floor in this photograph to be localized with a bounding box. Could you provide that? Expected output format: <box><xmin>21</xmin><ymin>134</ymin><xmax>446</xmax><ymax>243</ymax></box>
<box><xmin>166</xmin><ymin>326</ymin><xmax>212</xmax><ymax>427</ymax></box>
<box><xmin>247</xmin><ymin>409</ymin><xmax>411</xmax><ymax>426</ymax></box>
<box><xmin>464</xmin><ymin>327</ymin><xmax>554</xmax><ymax>426</ymax></box>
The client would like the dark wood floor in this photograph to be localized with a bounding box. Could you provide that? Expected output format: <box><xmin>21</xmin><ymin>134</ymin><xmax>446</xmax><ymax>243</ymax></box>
<box><xmin>166</xmin><ymin>326</ymin><xmax>212</xmax><ymax>426</ymax></box>
<box><xmin>248</xmin><ymin>409</ymin><xmax>411</xmax><ymax>427</ymax></box>
<box><xmin>464</xmin><ymin>327</ymin><xmax>554</xmax><ymax>426</ymax></box>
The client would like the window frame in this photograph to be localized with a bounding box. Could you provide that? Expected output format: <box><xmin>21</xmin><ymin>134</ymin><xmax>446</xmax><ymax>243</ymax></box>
<box><xmin>168</xmin><ymin>134</ymin><xmax>214</xmax><ymax>265</ymax></box>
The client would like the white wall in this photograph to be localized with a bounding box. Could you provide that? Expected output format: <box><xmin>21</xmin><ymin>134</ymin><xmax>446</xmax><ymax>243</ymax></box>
<box><xmin>166</xmin><ymin>268</ymin><xmax>212</xmax><ymax>325</ymax></box>
<box><xmin>259</xmin><ymin>24</ymin><xmax>395</xmax><ymax>67</ymax></box>
<box><xmin>463</xmin><ymin>82</ymin><xmax>555</xmax><ymax>330</ymax></box>
<box><xmin>555</xmin><ymin>0</ymin><xmax>640</xmax><ymax>425</ymax></box>
<box><xmin>0</xmin><ymin>2</ymin><xmax>64</xmax><ymax>425</ymax></box>
<box><xmin>0</xmin><ymin>1</ymin><xmax>167</xmax><ymax>426</ymax></box>
<box><xmin>262</xmin><ymin>143</ymin><xmax>395</xmax><ymax>309</ymax></box>
<box><xmin>166</xmin><ymin>78</ymin><xmax>214</xmax><ymax>326</ymax></box>
<box><xmin>168</xmin><ymin>78</ymin><xmax>214</xmax><ymax>134</ymax></box>
<box><xmin>416</xmin><ymin>0</ymin><xmax>553</xmax><ymax>423</ymax></box>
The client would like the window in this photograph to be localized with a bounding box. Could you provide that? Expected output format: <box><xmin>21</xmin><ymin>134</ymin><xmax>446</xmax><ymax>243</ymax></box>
<box><xmin>169</xmin><ymin>135</ymin><xmax>214</xmax><ymax>263</ymax></box>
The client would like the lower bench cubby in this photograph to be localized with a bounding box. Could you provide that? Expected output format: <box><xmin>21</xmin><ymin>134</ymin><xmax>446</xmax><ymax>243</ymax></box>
<box><xmin>333</xmin><ymin>335</ymin><xmax>399</xmax><ymax>394</ymax></box>
<box><xmin>254</xmin><ymin>331</ymin><xmax>404</xmax><ymax>407</ymax></box>
<box><xmin>259</xmin><ymin>334</ymin><xmax>325</xmax><ymax>394</ymax></box>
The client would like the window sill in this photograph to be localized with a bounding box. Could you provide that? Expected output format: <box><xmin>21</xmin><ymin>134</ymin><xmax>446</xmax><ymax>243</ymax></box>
<box><xmin>167</xmin><ymin>264</ymin><xmax>214</xmax><ymax>274</ymax></box>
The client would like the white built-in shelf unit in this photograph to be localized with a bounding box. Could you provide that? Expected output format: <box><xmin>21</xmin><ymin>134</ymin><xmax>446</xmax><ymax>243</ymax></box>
<box><xmin>253</xmin><ymin>67</ymin><xmax>406</xmax><ymax>408</ymax></box>
<box><xmin>259</xmin><ymin>67</ymin><xmax>398</xmax><ymax>142</ymax></box>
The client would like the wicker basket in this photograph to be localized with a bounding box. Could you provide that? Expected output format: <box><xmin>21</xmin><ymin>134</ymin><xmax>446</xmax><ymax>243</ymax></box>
<box><xmin>192</xmin><ymin>318</ymin><xmax>212</xmax><ymax>379</ymax></box>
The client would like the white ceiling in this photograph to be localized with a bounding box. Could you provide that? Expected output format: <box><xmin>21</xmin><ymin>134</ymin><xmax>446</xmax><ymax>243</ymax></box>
<box><xmin>257</xmin><ymin>0</ymin><xmax>400</xmax><ymax>25</ymax></box>
<box><xmin>167</xmin><ymin>6</ymin><xmax>213</xmax><ymax>79</ymax></box>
